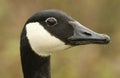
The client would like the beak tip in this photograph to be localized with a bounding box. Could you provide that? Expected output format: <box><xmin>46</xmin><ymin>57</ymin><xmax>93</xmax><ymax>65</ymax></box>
<box><xmin>103</xmin><ymin>34</ymin><xmax>110</xmax><ymax>44</ymax></box>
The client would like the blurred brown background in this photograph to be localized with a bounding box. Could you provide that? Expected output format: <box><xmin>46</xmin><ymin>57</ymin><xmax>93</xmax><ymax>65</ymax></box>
<box><xmin>0</xmin><ymin>0</ymin><xmax>120</xmax><ymax>78</ymax></box>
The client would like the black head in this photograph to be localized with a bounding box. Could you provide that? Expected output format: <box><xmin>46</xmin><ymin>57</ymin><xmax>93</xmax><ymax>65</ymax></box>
<box><xmin>26</xmin><ymin>10</ymin><xmax>74</xmax><ymax>44</ymax></box>
<box><xmin>21</xmin><ymin>9</ymin><xmax>110</xmax><ymax>55</ymax></box>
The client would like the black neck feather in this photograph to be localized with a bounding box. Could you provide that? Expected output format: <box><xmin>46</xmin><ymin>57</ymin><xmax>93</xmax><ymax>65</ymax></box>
<box><xmin>20</xmin><ymin>30</ymin><xmax>51</xmax><ymax>78</ymax></box>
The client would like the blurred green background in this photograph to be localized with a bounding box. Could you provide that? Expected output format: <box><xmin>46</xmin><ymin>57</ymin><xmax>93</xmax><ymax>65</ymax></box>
<box><xmin>0</xmin><ymin>0</ymin><xmax>120</xmax><ymax>78</ymax></box>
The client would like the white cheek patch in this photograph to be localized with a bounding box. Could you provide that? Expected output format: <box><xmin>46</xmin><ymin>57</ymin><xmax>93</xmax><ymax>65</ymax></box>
<box><xmin>26</xmin><ymin>22</ymin><xmax>70</xmax><ymax>56</ymax></box>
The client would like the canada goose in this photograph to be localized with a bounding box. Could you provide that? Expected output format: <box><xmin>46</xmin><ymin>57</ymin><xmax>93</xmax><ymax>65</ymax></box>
<box><xmin>20</xmin><ymin>9</ymin><xmax>110</xmax><ymax>78</ymax></box>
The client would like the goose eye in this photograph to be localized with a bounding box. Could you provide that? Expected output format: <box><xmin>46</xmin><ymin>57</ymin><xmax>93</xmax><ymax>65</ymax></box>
<box><xmin>45</xmin><ymin>17</ymin><xmax>57</xmax><ymax>26</ymax></box>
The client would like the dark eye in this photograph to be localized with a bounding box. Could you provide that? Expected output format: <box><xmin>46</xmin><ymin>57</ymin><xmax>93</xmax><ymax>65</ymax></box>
<box><xmin>45</xmin><ymin>17</ymin><xmax>57</xmax><ymax>26</ymax></box>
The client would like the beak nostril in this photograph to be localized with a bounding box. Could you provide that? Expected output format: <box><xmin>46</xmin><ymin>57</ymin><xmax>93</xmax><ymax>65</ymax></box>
<box><xmin>83</xmin><ymin>32</ymin><xmax>92</xmax><ymax>36</ymax></box>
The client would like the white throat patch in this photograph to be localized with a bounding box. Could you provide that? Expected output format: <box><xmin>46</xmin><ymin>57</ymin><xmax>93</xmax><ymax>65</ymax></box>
<box><xmin>26</xmin><ymin>22</ymin><xmax>70</xmax><ymax>56</ymax></box>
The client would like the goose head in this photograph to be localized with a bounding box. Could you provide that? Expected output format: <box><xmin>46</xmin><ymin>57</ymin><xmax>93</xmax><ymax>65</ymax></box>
<box><xmin>21</xmin><ymin>9</ymin><xmax>110</xmax><ymax>56</ymax></box>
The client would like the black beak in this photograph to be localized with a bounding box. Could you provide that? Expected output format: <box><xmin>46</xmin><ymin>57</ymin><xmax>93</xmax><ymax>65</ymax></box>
<box><xmin>68</xmin><ymin>21</ymin><xmax>110</xmax><ymax>45</ymax></box>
